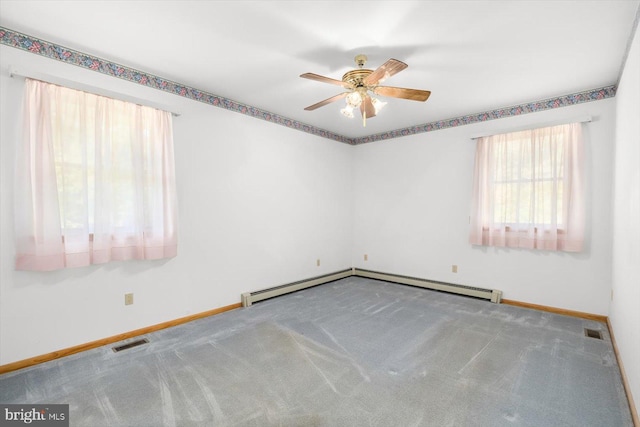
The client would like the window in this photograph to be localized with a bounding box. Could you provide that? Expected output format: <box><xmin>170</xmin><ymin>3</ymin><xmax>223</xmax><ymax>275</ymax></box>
<box><xmin>15</xmin><ymin>78</ymin><xmax>178</xmax><ymax>271</ymax></box>
<box><xmin>469</xmin><ymin>122</ymin><xmax>585</xmax><ymax>252</ymax></box>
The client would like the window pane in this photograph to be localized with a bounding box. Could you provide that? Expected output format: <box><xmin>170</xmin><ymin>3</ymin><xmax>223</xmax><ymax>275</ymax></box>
<box><xmin>490</xmin><ymin>131</ymin><xmax>564</xmax><ymax>227</ymax></box>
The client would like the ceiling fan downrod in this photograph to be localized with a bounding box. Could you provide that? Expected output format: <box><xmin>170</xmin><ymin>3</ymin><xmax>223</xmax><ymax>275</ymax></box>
<box><xmin>354</xmin><ymin>54</ymin><xmax>368</xmax><ymax>69</ymax></box>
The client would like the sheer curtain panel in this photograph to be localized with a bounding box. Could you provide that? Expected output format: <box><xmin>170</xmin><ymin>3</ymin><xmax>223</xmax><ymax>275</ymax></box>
<box><xmin>15</xmin><ymin>79</ymin><xmax>178</xmax><ymax>271</ymax></box>
<box><xmin>469</xmin><ymin>123</ymin><xmax>585</xmax><ymax>252</ymax></box>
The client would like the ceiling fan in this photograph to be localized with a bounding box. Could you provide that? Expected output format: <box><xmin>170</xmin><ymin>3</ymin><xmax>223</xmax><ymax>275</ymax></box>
<box><xmin>300</xmin><ymin>54</ymin><xmax>431</xmax><ymax>126</ymax></box>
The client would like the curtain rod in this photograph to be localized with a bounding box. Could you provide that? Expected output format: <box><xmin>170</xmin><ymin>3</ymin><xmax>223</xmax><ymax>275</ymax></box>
<box><xmin>470</xmin><ymin>115</ymin><xmax>592</xmax><ymax>140</ymax></box>
<box><xmin>9</xmin><ymin>66</ymin><xmax>181</xmax><ymax>117</ymax></box>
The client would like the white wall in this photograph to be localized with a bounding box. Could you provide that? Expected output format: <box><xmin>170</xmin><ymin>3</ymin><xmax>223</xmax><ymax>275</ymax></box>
<box><xmin>611</xmin><ymin>23</ymin><xmax>640</xmax><ymax>416</ymax></box>
<box><xmin>353</xmin><ymin>99</ymin><xmax>616</xmax><ymax>316</ymax></box>
<box><xmin>0</xmin><ymin>46</ymin><xmax>354</xmax><ymax>365</ymax></box>
<box><xmin>0</xmin><ymin>39</ymin><xmax>624</xmax><ymax>369</ymax></box>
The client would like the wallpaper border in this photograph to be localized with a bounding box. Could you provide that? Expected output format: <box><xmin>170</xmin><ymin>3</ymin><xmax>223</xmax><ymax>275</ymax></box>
<box><xmin>353</xmin><ymin>85</ymin><xmax>616</xmax><ymax>144</ymax></box>
<box><xmin>0</xmin><ymin>27</ymin><xmax>352</xmax><ymax>145</ymax></box>
<box><xmin>0</xmin><ymin>26</ymin><xmax>617</xmax><ymax>145</ymax></box>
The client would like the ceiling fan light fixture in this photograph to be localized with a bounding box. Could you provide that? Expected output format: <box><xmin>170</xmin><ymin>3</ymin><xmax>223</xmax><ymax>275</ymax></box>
<box><xmin>346</xmin><ymin>91</ymin><xmax>362</xmax><ymax>107</ymax></box>
<box><xmin>340</xmin><ymin>105</ymin><xmax>354</xmax><ymax>118</ymax></box>
<box><xmin>371</xmin><ymin>97</ymin><xmax>387</xmax><ymax>114</ymax></box>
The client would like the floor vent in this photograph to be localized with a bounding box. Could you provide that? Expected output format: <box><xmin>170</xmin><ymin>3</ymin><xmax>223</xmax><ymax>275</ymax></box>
<box><xmin>112</xmin><ymin>338</ymin><xmax>149</xmax><ymax>353</ymax></box>
<box><xmin>584</xmin><ymin>328</ymin><xmax>603</xmax><ymax>340</ymax></box>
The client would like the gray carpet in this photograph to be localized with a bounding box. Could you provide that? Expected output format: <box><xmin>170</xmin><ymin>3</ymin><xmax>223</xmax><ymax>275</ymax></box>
<box><xmin>0</xmin><ymin>277</ymin><xmax>633</xmax><ymax>426</ymax></box>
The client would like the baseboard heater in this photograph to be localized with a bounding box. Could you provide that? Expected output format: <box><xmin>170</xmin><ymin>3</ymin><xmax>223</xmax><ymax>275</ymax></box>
<box><xmin>241</xmin><ymin>269</ymin><xmax>353</xmax><ymax>307</ymax></box>
<box><xmin>241</xmin><ymin>267</ymin><xmax>502</xmax><ymax>307</ymax></box>
<box><xmin>353</xmin><ymin>268</ymin><xmax>502</xmax><ymax>303</ymax></box>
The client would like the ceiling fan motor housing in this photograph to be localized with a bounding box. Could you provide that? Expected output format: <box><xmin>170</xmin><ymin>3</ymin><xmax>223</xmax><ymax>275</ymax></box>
<box><xmin>342</xmin><ymin>69</ymin><xmax>373</xmax><ymax>88</ymax></box>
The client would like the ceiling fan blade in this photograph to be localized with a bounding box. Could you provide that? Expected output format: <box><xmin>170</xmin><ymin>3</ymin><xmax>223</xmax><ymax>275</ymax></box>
<box><xmin>360</xmin><ymin>95</ymin><xmax>376</xmax><ymax>118</ymax></box>
<box><xmin>374</xmin><ymin>86</ymin><xmax>431</xmax><ymax>102</ymax></box>
<box><xmin>300</xmin><ymin>73</ymin><xmax>354</xmax><ymax>89</ymax></box>
<box><xmin>304</xmin><ymin>92</ymin><xmax>348</xmax><ymax>111</ymax></box>
<box><xmin>363</xmin><ymin>59</ymin><xmax>408</xmax><ymax>85</ymax></box>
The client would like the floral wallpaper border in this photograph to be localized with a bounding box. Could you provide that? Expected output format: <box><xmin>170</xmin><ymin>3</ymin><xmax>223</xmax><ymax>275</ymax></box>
<box><xmin>353</xmin><ymin>85</ymin><xmax>616</xmax><ymax>145</ymax></box>
<box><xmin>0</xmin><ymin>27</ymin><xmax>617</xmax><ymax>146</ymax></box>
<box><xmin>0</xmin><ymin>27</ymin><xmax>351</xmax><ymax>144</ymax></box>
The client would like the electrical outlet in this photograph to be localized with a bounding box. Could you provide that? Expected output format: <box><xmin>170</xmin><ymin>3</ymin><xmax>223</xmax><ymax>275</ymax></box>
<box><xmin>452</xmin><ymin>265</ymin><xmax>458</xmax><ymax>273</ymax></box>
<box><xmin>125</xmin><ymin>293</ymin><xmax>134</xmax><ymax>305</ymax></box>
<box><xmin>316</xmin><ymin>259</ymin><xmax>320</xmax><ymax>267</ymax></box>
<box><xmin>364</xmin><ymin>254</ymin><xmax>368</xmax><ymax>261</ymax></box>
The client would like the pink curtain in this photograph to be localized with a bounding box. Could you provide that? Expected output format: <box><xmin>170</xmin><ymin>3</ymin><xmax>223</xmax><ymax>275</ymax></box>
<box><xmin>15</xmin><ymin>79</ymin><xmax>178</xmax><ymax>271</ymax></box>
<box><xmin>469</xmin><ymin>123</ymin><xmax>585</xmax><ymax>252</ymax></box>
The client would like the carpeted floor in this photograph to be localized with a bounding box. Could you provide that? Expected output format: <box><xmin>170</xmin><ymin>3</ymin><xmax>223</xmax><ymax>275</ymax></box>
<box><xmin>0</xmin><ymin>277</ymin><xmax>633</xmax><ymax>426</ymax></box>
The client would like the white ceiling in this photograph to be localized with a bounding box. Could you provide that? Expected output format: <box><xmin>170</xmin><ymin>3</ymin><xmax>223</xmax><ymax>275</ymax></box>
<box><xmin>1</xmin><ymin>1</ymin><xmax>638</xmax><ymax>139</ymax></box>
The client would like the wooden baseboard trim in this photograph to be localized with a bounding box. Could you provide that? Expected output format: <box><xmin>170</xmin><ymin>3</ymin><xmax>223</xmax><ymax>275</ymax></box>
<box><xmin>501</xmin><ymin>299</ymin><xmax>608</xmax><ymax>323</ymax></box>
<box><xmin>0</xmin><ymin>302</ymin><xmax>242</xmax><ymax>375</ymax></box>
<box><xmin>607</xmin><ymin>318</ymin><xmax>639</xmax><ymax>426</ymax></box>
